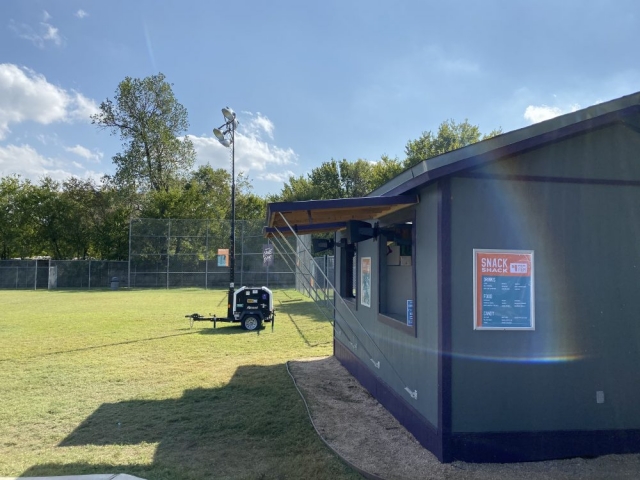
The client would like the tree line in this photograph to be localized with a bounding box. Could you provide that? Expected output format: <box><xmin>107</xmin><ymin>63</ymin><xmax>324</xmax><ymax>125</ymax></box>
<box><xmin>0</xmin><ymin>73</ymin><xmax>500</xmax><ymax>260</ymax></box>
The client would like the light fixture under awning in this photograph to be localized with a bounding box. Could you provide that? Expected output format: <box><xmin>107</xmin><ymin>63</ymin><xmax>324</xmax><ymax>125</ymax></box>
<box><xmin>264</xmin><ymin>195</ymin><xmax>418</xmax><ymax>238</ymax></box>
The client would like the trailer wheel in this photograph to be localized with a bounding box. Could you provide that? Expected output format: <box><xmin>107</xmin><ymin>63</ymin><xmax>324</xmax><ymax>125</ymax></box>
<box><xmin>242</xmin><ymin>315</ymin><xmax>261</xmax><ymax>331</ymax></box>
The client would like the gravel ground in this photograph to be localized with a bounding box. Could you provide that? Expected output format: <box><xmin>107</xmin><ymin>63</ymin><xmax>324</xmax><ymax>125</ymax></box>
<box><xmin>288</xmin><ymin>356</ymin><xmax>640</xmax><ymax>480</ymax></box>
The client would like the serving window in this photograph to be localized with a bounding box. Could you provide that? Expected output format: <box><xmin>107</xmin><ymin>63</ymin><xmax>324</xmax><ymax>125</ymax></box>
<box><xmin>340</xmin><ymin>242</ymin><xmax>357</xmax><ymax>302</ymax></box>
<box><xmin>378</xmin><ymin>219</ymin><xmax>416</xmax><ymax>335</ymax></box>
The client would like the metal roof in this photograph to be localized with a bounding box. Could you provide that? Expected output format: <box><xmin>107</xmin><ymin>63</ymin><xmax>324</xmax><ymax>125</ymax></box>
<box><xmin>265</xmin><ymin>195</ymin><xmax>418</xmax><ymax>237</ymax></box>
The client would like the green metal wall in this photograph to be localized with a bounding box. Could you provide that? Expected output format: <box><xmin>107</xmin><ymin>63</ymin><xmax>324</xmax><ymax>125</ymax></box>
<box><xmin>334</xmin><ymin>184</ymin><xmax>441</xmax><ymax>426</ymax></box>
<box><xmin>450</xmin><ymin>123</ymin><xmax>640</xmax><ymax>432</ymax></box>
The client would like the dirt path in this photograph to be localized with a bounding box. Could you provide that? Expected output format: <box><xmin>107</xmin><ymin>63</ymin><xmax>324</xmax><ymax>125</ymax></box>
<box><xmin>288</xmin><ymin>356</ymin><xmax>640</xmax><ymax>480</ymax></box>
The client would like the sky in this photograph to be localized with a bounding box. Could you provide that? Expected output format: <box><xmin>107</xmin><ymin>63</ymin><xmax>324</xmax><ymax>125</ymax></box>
<box><xmin>0</xmin><ymin>0</ymin><xmax>639</xmax><ymax>197</ymax></box>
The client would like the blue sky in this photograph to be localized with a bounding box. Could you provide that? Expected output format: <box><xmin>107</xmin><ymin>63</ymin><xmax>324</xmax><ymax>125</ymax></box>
<box><xmin>1</xmin><ymin>0</ymin><xmax>639</xmax><ymax>196</ymax></box>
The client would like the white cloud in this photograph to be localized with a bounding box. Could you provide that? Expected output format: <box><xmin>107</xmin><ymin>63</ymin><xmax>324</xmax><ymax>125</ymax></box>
<box><xmin>260</xmin><ymin>171</ymin><xmax>296</xmax><ymax>182</ymax></box>
<box><xmin>190</xmin><ymin>113</ymin><xmax>297</xmax><ymax>185</ymax></box>
<box><xmin>523</xmin><ymin>103</ymin><xmax>581</xmax><ymax>124</ymax></box>
<box><xmin>0</xmin><ymin>144</ymin><xmax>103</xmax><ymax>182</ymax></box>
<box><xmin>69</xmin><ymin>91</ymin><xmax>99</xmax><ymax>121</ymax></box>
<box><xmin>0</xmin><ymin>64</ymin><xmax>98</xmax><ymax>139</ymax></box>
<box><xmin>9</xmin><ymin>11</ymin><xmax>63</xmax><ymax>48</ymax></box>
<box><xmin>41</xmin><ymin>23</ymin><xmax>62</xmax><ymax>46</ymax></box>
<box><xmin>523</xmin><ymin>105</ymin><xmax>563</xmax><ymax>123</ymax></box>
<box><xmin>75</xmin><ymin>10</ymin><xmax>89</xmax><ymax>19</ymax></box>
<box><xmin>65</xmin><ymin>144</ymin><xmax>103</xmax><ymax>162</ymax></box>
<box><xmin>243</xmin><ymin>112</ymin><xmax>275</xmax><ymax>139</ymax></box>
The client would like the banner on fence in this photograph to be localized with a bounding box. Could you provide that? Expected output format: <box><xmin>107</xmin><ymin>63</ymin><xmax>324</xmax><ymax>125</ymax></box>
<box><xmin>263</xmin><ymin>244</ymin><xmax>274</xmax><ymax>267</ymax></box>
<box><xmin>217</xmin><ymin>249</ymin><xmax>229</xmax><ymax>267</ymax></box>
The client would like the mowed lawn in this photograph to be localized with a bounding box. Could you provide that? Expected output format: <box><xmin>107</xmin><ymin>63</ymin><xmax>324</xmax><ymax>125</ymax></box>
<box><xmin>0</xmin><ymin>288</ymin><xmax>358</xmax><ymax>480</ymax></box>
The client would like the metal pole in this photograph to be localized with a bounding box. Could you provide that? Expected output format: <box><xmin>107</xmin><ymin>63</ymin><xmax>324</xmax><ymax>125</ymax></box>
<box><xmin>205</xmin><ymin>219</ymin><xmax>209</xmax><ymax>290</ymax></box>
<box><xmin>88</xmin><ymin>259</ymin><xmax>91</xmax><ymax>290</ymax></box>
<box><xmin>167</xmin><ymin>219</ymin><xmax>171</xmax><ymax>289</ymax></box>
<box><xmin>128</xmin><ymin>218</ymin><xmax>132</xmax><ymax>289</ymax></box>
<box><xmin>227</xmin><ymin>123</ymin><xmax>236</xmax><ymax>319</ymax></box>
<box><xmin>240</xmin><ymin>221</ymin><xmax>244</xmax><ymax>287</ymax></box>
<box><xmin>34</xmin><ymin>259</ymin><xmax>37</xmax><ymax>290</ymax></box>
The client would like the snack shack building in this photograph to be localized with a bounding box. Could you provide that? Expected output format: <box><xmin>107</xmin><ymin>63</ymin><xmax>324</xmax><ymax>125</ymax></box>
<box><xmin>266</xmin><ymin>92</ymin><xmax>640</xmax><ymax>463</ymax></box>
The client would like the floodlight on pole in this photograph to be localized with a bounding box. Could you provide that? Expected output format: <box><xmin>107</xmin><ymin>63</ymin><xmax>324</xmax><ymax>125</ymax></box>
<box><xmin>213</xmin><ymin>106</ymin><xmax>239</xmax><ymax>320</ymax></box>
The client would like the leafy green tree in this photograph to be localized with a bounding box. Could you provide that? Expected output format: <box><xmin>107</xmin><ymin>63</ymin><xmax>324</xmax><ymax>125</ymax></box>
<box><xmin>308</xmin><ymin>160</ymin><xmax>343</xmax><ymax>199</ymax></box>
<box><xmin>278</xmin><ymin>158</ymin><xmax>375</xmax><ymax>201</ymax></box>
<box><xmin>24</xmin><ymin>177</ymin><xmax>69</xmax><ymax>259</ymax></box>
<box><xmin>59</xmin><ymin>178</ymin><xmax>100</xmax><ymax>259</ymax></box>
<box><xmin>0</xmin><ymin>176</ymin><xmax>33</xmax><ymax>259</ymax></box>
<box><xmin>91</xmin><ymin>73</ymin><xmax>195</xmax><ymax>196</ymax></box>
<box><xmin>139</xmin><ymin>165</ymin><xmax>263</xmax><ymax>221</ymax></box>
<box><xmin>338</xmin><ymin>159</ymin><xmax>373</xmax><ymax>197</ymax></box>
<box><xmin>404</xmin><ymin>119</ymin><xmax>502</xmax><ymax>168</ymax></box>
<box><xmin>89</xmin><ymin>181</ymin><xmax>133</xmax><ymax>260</ymax></box>
<box><xmin>370</xmin><ymin>155</ymin><xmax>404</xmax><ymax>191</ymax></box>
<box><xmin>277</xmin><ymin>174</ymin><xmax>316</xmax><ymax>202</ymax></box>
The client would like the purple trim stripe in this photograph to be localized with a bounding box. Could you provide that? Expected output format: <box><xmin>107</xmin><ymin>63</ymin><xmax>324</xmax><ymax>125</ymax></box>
<box><xmin>437</xmin><ymin>179</ymin><xmax>453</xmax><ymax>462</ymax></box>
<box><xmin>456</xmin><ymin>171</ymin><xmax>640</xmax><ymax>187</ymax></box>
<box><xmin>334</xmin><ymin>338</ymin><xmax>443</xmax><ymax>460</ymax></box>
<box><xmin>450</xmin><ymin>429</ymin><xmax>640</xmax><ymax>463</ymax></box>
<box><xmin>268</xmin><ymin>195</ymin><xmax>418</xmax><ymax>214</ymax></box>
<box><xmin>263</xmin><ymin>221</ymin><xmax>346</xmax><ymax>237</ymax></box>
<box><xmin>266</xmin><ymin>195</ymin><xmax>419</xmax><ymax>226</ymax></box>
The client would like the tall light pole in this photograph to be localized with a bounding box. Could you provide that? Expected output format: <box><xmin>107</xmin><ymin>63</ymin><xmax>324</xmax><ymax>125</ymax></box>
<box><xmin>213</xmin><ymin>107</ymin><xmax>239</xmax><ymax>320</ymax></box>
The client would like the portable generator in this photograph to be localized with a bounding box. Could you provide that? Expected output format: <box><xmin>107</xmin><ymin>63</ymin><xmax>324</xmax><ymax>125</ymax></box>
<box><xmin>186</xmin><ymin>286</ymin><xmax>275</xmax><ymax>331</ymax></box>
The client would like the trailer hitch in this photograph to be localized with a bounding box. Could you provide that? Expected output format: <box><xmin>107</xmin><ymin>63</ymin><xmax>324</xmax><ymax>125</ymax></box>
<box><xmin>185</xmin><ymin>313</ymin><xmax>218</xmax><ymax>329</ymax></box>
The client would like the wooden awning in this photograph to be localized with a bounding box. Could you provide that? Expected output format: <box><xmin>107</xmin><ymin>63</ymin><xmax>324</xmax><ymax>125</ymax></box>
<box><xmin>265</xmin><ymin>195</ymin><xmax>418</xmax><ymax>237</ymax></box>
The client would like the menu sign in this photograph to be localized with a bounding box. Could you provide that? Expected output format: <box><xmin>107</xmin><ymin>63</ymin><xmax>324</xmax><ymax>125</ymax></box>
<box><xmin>473</xmin><ymin>249</ymin><xmax>534</xmax><ymax>330</ymax></box>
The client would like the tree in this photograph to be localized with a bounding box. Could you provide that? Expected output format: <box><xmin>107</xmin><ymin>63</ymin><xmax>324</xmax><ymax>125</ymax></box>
<box><xmin>89</xmin><ymin>181</ymin><xmax>133</xmax><ymax>260</ymax></box>
<box><xmin>404</xmin><ymin>119</ymin><xmax>502</xmax><ymax>168</ymax></box>
<box><xmin>0</xmin><ymin>175</ymin><xmax>32</xmax><ymax>259</ymax></box>
<box><xmin>277</xmin><ymin>156</ymin><xmax>405</xmax><ymax>201</ymax></box>
<box><xmin>369</xmin><ymin>155</ymin><xmax>404</xmax><ymax>192</ymax></box>
<box><xmin>91</xmin><ymin>73</ymin><xmax>195</xmax><ymax>196</ymax></box>
<box><xmin>277</xmin><ymin>174</ymin><xmax>316</xmax><ymax>202</ymax></box>
<box><xmin>338</xmin><ymin>159</ymin><xmax>373</xmax><ymax>197</ymax></box>
<box><xmin>25</xmin><ymin>177</ymin><xmax>68</xmax><ymax>259</ymax></box>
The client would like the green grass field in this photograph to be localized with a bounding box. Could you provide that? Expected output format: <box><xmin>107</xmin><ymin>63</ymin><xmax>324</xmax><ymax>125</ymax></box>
<box><xmin>0</xmin><ymin>288</ymin><xmax>358</xmax><ymax>480</ymax></box>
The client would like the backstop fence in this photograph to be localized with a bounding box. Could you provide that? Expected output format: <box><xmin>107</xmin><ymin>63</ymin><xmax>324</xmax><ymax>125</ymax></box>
<box><xmin>0</xmin><ymin>219</ymin><xmax>335</xmax><ymax>291</ymax></box>
<box><xmin>128</xmin><ymin>218</ymin><xmax>296</xmax><ymax>289</ymax></box>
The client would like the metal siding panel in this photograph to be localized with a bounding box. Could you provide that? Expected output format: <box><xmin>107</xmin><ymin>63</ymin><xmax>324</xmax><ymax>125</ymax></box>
<box><xmin>450</xmin><ymin>175</ymin><xmax>640</xmax><ymax>433</ymax></box>
<box><xmin>479</xmin><ymin>123</ymin><xmax>640</xmax><ymax>181</ymax></box>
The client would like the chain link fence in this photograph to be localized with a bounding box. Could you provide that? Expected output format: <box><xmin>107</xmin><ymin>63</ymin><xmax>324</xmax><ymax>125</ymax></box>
<box><xmin>0</xmin><ymin>259</ymin><xmax>128</xmax><ymax>289</ymax></box>
<box><xmin>0</xmin><ymin>220</ymin><xmax>321</xmax><ymax>291</ymax></box>
<box><xmin>129</xmin><ymin>218</ymin><xmax>295</xmax><ymax>289</ymax></box>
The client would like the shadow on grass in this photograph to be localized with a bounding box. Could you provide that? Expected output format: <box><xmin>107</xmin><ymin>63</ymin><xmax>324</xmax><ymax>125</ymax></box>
<box><xmin>21</xmin><ymin>363</ymin><xmax>355</xmax><ymax>480</ymax></box>
<box><xmin>195</xmin><ymin>324</ymin><xmax>272</xmax><ymax>336</ymax></box>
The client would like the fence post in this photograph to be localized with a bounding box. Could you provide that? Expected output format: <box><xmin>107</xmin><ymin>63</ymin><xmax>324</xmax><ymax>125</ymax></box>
<box><xmin>204</xmin><ymin>219</ymin><xmax>209</xmax><ymax>290</ymax></box>
<box><xmin>240</xmin><ymin>221</ymin><xmax>244</xmax><ymax>287</ymax></box>
<box><xmin>166</xmin><ymin>219</ymin><xmax>171</xmax><ymax>289</ymax></box>
<box><xmin>88</xmin><ymin>259</ymin><xmax>91</xmax><ymax>290</ymax></box>
<box><xmin>34</xmin><ymin>259</ymin><xmax>37</xmax><ymax>290</ymax></box>
<box><xmin>128</xmin><ymin>218</ymin><xmax>132</xmax><ymax>289</ymax></box>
